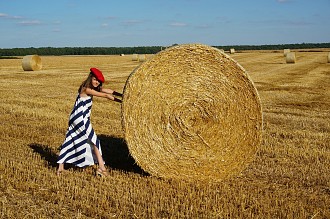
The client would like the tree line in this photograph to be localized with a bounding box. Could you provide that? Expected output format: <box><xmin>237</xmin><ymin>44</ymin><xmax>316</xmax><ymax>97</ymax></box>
<box><xmin>0</xmin><ymin>43</ymin><xmax>329</xmax><ymax>56</ymax></box>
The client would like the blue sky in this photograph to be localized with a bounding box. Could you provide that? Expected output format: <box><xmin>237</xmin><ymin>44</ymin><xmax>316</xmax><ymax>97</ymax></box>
<box><xmin>0</xmin><ymin>0</ymin><xmax>329</xmax><ymax>48</ymax></box>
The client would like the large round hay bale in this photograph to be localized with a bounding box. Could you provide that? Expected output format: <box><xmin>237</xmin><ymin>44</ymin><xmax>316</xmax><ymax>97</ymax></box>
<box><xmin>132</xmin><ymin>54</ymin><xmax>138</xmax><ymax>61</ymax></box>
<box><xmin>286</xmin><ymin>52</ymin><xmax>296</xmax><ymax>63</ymax></box>
<box><xmin>138</xmin><ymin>54</ymin><xmax>146</xmax><ymax>62</ymax></box>
<box><xmin>230</xmin><ymin>48</ymin><xmax>235</xmax><ymax>54</ymax></box>
<box><xmin>22</xmin><ymin>55</ymin><xmax>42</xmax><ymax>71</ymax></box>
<box><xmin>283</xmin><ymin>49</ymin><xmax>290</xmax><ymax>57</ymax></box>
<box><xmin>122</xmin><ymin>44</ymin><xmax>263</xmax><ymax>182</ymax></box>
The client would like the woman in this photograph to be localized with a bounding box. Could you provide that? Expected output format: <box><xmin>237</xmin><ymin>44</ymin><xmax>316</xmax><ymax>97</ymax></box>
<box><xmin>57</xmin><ymin>67</ymin><xmax>122</xmax><ymax>176</ymax></box>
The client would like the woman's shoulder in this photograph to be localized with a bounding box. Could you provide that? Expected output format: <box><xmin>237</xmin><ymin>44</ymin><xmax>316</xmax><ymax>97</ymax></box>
<box><xmin>78</xmin><ymin>91</ymin><xmax>92</xmax><ymax>99</ymax></box>
<box><xmin>79</xmin><ymin>94</ymin><xmax>92</xmax><ymax>99</ymax></box>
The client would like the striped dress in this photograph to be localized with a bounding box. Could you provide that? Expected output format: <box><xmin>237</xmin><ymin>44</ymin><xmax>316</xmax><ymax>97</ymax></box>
<box><xmin>57</xmin><ymin>94</ymin><xmax>102</xmax><ymax>167</ymax></box>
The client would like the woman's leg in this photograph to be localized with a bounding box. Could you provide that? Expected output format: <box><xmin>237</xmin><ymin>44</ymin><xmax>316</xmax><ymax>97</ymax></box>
<box><xmin>57</xmin><ymin>163</ymin><xmax>64</xmax><ymax>175</ymax></box>
<box><xmin>93</xmin><ymin>145</ymin><xmax>109</xmax><ymax>176</ymax></box>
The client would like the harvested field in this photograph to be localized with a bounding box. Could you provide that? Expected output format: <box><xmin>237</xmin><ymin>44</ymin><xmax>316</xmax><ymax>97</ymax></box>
<box><xmin>0</xmin><ymin>50</ymin><xmax>329</xmax><ymax>218</ymax></box>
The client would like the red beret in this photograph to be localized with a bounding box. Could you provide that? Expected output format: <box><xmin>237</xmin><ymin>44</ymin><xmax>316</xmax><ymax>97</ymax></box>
<box><xmin>90</xmin><ymin>67</ymin><xmax>105</xmax><ymax>83</ymax></box>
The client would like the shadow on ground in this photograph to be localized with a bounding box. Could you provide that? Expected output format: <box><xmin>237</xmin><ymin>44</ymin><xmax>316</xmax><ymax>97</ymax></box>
<box><xmin>29</xmin><ymin>134</ymin><xmax>148</xmax><ymax>176</ymax></box>
<box><xmin>98</xmin><ymin>134</ymin><xmax>148</xmax><ymax>175</ymax></box>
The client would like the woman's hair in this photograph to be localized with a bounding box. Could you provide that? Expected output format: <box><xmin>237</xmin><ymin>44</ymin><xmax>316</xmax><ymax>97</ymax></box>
<box><xmin>78</xmin><ymin>73</ymin><xmax>102</xmax><ymax>93</ymax></box>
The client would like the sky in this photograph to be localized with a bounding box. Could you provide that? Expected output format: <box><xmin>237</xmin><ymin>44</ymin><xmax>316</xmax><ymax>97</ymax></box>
<box><xmin>0</xmin><ymin>0</ymin><xmax>329</xmax><ymax>48</ymax></box>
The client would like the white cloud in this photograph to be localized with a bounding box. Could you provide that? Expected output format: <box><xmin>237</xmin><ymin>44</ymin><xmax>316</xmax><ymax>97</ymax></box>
<box><xmin>195</xmin><ymin>24</ymin><xmax>212</xmax><ymax>29</ymax></box>
<box><xmin>106</xmin><ymin>16</ymin><xmax>116</xmax><ymax>20</ymax></box>
<box><xmin>18</xmin><ymin>20</ymin><xmax>42</xmax><ymax>26</ymax></box>
<box><xmin>122</xmin><ymin>20</ymin><xmax>143</xmax><ymax>26</ymax></box>
<box><xmin>11</xmin><ymin>16</ymin><xmax>23</xmax><ymax>19</ymax></box>
<box><xmin>169</xmin><ymin>22</ymin><xmax>187</xmax><ymax>27</ymax></box>
<box><xmin>0</xmin><ymin>13</ymin><xmax>22</xmax><ymax>19</ymax></box>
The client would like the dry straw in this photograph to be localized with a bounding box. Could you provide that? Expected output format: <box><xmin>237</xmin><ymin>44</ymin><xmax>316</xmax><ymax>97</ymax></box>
<box><xmin>122</xmin><ymin>44</ymin><xmax>263</xmax><ymax>182</ymax></box>
<box><xmin>283</xmin><ymin>49</ymin><xmax>290</xmax><ymax>57</ymax></box>
<box><xmin>328</xmin><ymin>52</ymin><xmax>330</xmax><ymax>63</ymax></box>
<box><xmin>22</xmin><ymin>55</ymin><xmax>42</xmax><ymax>71</ymax></box>
<box><xmin>132</xmin><ymin>54</ymin><xmax>138</xmax><ymax>61</ymax></box>
<box><xmin>286</xmin><ymin>52</ymin><xmax>296</xmax><ymax>63</ymax></box>
<box><xmin>138</xmin><ymin>54</ymin><xmax>146</xmax><ymax>62</ymax></box>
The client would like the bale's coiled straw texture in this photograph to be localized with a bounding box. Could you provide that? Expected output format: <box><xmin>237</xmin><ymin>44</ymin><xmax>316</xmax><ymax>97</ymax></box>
<box><xmin>122</xmin><ymin>44</ymin><xmax>263</xmax><ymax>182</ymax></box>
<box><xmin>138</xmin><ymin>54</ymin><xmax>146</xmax><ymax>62</ymax></box>
<box><xmin>283</xmin><ymin>49</ymin><xmax>290</xmax><ymax>57</ymax></box>
<box><xmin>22</xmin><ymin>55</ymin><xmax>42</xmax><ymax>71</ymax></box>
<box><xmin>286</xmin><ymin>52</ymin><xmax>296</xmax><ymax>64</ymax></box>
<box><xmin>132</xmin><ymin>54</ymin><xmax>138</xmax><ymax>61</ymax></box>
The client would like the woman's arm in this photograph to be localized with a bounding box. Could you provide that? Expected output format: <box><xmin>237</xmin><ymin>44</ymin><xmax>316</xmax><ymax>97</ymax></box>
<box><xmin>100</xmin><ymin>88</ymin><xmax>114</xmax><ymax>94</ymax></box>
<box><xmin>101</xmin><ymin>88</ymin><xmax>123</xmax><ymax>97</ymax></box>
<box><xmin>85</xmin><ymin>88</ymin><xmax>121</xmax><ymax>102</ymax></box>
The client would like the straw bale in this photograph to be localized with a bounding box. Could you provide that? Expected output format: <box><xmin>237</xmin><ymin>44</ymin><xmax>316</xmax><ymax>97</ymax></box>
<box><xmin>132</xmin><ymin>54</ymin><xmax>138</xmax><ymax>61</ymax></box>
<box><xmin>122</xmin><ymin>44</ymin><xmax>263</xmax><ymax>182</ymax></box>
<box><xmin>283</xmin><ymin>49</ymin><xmax>290</xmax><ymax>57</ymax></box>
<box><xmin>286</xmin><ymin>52</ymin><xmax>296</xmax><ymax>63</ymax></box>
<box><xmin>138</xmin><ymin>54</ymin><xmax>146</xmax><ymax>62</ymax></box>
<box><xmin>230</xmin><ymin>48</ymin><xmax>235</xmax><ymax>54</ymax></box>
<box><xmin>22</xmin><ymin>55</ymin><xmax>42</xmax><ymax>71</ymax></box>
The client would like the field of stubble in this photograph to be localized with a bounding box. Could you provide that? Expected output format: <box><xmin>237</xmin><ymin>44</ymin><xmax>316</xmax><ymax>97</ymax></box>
<box><xmin>0</xmin><ymin>50</ymin><xmax>329</xmax><ymax>218</ymax></box>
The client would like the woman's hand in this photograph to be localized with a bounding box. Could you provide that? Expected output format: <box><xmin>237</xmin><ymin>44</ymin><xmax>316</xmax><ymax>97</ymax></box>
<box><xmin>105</xmin><ymin>93</ymin><xmax>122</xmax><ymax>103</ymax></box>
<box><xmin>113</xmin><ymin>97</ymin><xmax>122</xmax><ymax>103</ymax></box>
<box><xmin>105</xmin><ymin>93</ymin><xmax>113</xmax><ymax>100</ymax></box>
<box><xmin>113</xmin><ymin>91</ymin><xmax>123</xmax><ymax>97</ymax></box>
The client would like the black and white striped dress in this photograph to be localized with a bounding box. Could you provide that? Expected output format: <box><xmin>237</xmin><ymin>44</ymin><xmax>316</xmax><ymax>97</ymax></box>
<box><xmin>57</xmin><ymin>94</ymin><xmax>102</xmax><ymax>167</ymax></box>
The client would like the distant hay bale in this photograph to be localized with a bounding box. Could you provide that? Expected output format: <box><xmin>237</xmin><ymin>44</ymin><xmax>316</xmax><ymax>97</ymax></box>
<box><xmin>286</xmin><ymin>52</ymin><xmax>296</xmax><ymax>63</ymax></box>
<box><xmin>283</xmin><ymin>49</ymin><xmax>290</xmax><ymax>57</ymax></box>
<box><xmin>122</xmin><ymin>44</ymin><xmax>263</xmax><ymax>182</ymax></box>
<box><xmin>132</xmin><ymin>54</ymin><xmax>138</xmax><ymax>61</ymax></box>
<box><xmin>138</xmin><ymin>54</ymin><xmax>146</xmax><ymax>62</ymax></box>
<box><xmin>22</xmin><ymin>55</ymin><xmax>42</xmax><ymax>71</ymax></box>
<box><xmin>230</xmin><ymin>48</ymin><xmax>235</xmax><ymax>54</ymax></box>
